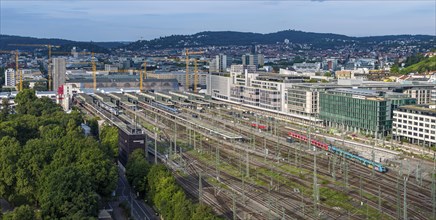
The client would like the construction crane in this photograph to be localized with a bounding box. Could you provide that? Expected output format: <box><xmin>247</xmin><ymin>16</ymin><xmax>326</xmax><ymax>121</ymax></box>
<box><xmin>140</xmin><ymin>61</ymin><xmax>147</xmax><ymax>91</ymax></box>
<box><xmin>185</xmin><ymin>49</ymin><xmax>203</xmax><ymax>91</ymax></box>
<box><xmin>193</xmin><ymin>59</ymin><xmax>208</xmax><ymax>93</ymax></box>
<box><xmin>92</xmin><ymin>52</ymin><xmax>97</xmax><ymax>92</ymax></box>
<box><xmin>9</xmin><ymin>44</ymin><xmax>60</xmax><ymax>91</ymax></box>
<box><xmin>0</xmin><ymin>50</ymin><xmax>32</xmax><ymax>91</ymax></box>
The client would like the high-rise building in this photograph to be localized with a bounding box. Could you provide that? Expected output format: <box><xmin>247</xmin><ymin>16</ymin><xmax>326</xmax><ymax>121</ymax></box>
<box><xmin>52</xmin><ymin>58</ymin><xmax>66</xmax><ymax>91</ymax></box>
<box><xmin>242</xmin><ymin>54</ymin><xmax>264</xmax><ymax>67</ymax></box>
<box><xmin>215</xmin><ymin>53</ymin><xmax>230</xmax><ymax>72</ymax></box>
<box><xmin>4</xmin><ymin>68</ymin><xmax>16</xmax><ymax>87</ymax></box>
<box><xmin>71</xmin><ymin>47</ymin><xmax>78</xmax><ymax>58</ymax></box>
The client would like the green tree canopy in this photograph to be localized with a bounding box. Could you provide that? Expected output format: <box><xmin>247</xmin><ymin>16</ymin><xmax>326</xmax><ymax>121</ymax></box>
<box><xmin>38</xmin><ymin>166</ymin><xmax>99</xmax><ymax>219</ymax></box>
<box><xmin>2</xmin><ymin>205</ymin><xmax>35</xmax><ymax>220</ymax></box>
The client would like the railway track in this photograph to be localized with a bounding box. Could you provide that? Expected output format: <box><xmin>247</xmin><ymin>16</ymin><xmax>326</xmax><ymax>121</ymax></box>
<box><xmin>77</xmin><ymin>94</ymin><xmax>435</xmax><ymax>219</ymax></box>
<box><xmin>182</xmin><ymin>104</ymin><xmax>435</xmax><ymax>218</ymax></box>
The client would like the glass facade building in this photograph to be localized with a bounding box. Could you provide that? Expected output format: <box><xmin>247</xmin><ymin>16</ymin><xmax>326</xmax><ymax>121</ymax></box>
<box><xmin>319</xmin><ymin>88</ymin><xmax>416</xmax><ymax>136</ymax></box>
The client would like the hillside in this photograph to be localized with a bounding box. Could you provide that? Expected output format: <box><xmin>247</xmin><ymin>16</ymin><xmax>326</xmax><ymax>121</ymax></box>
<box><xmin>400</xmin><ymin>56</ymin><xmax>436</xmax><ymax>74</ymax></box>
<box><xmin>122</xmin><ymin>30</ymin><xmax>435</xmax><ymax>51</ymax></box>
<box><xmin>123</xmin><ymin>30</ymin><xmax>354</xmax><ymax>50</ymax></box>
<box><xmin>0</xmin><ymin>35</ymin><xmax>124</xmax><ymax>53</ymax></box>
<box><xmin>2</xmin><ymin>31</ymin><xmax>434</xmax><ymax>52</ymax></box>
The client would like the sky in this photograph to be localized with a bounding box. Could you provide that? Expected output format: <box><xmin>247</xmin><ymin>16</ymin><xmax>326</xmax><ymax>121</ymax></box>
<box><xmin>1</xmin><ymin>0</ymin><xmax>435</xmax><ymax>42</ymax></box>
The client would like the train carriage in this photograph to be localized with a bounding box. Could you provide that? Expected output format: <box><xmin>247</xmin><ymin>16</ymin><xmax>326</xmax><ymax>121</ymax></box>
<box><xmin>287</xmin><ymin>131</ymin><xmax>387</xmax><ymax>173</ymax></box>
<box><xmin>251</xmin><ymin>123</ymin><xmax>268</xmax><ymax>130</ymax></box>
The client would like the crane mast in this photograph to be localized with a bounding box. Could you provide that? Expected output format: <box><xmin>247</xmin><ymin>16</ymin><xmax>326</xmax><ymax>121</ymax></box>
<box><xmin>185</xmin><ymin>49</ymin><xmax>203</xmax><ymax>91</ymax></box>
<box><xmin>92</xmin><ymin>52</ymin><xmax>97</xmax><ymax>92</ymax></box>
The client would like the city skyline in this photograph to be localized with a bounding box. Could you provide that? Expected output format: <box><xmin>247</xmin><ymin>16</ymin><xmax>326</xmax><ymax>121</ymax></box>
<box><xmin>1</xmin><ymin>0</ymin><xmax>435</xmax><ymax>42</ymax></box>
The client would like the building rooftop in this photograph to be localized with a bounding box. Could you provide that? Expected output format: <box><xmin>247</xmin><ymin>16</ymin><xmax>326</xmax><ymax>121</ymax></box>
<box><xmin>331</xmin><ymin>88</ymin><xmax>384</xmax><ymax>97</ymax></box>
<box><xmin>397</xmin><ymin>104</ymin><xmax>436</xmax><ymax>114</ymax></box>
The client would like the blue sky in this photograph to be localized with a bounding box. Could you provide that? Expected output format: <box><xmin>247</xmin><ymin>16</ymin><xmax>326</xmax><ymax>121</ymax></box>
<box><xmin>1</xmin><ymin>0</ymin><xmax>435</xmax><ymax>42</ymax></box>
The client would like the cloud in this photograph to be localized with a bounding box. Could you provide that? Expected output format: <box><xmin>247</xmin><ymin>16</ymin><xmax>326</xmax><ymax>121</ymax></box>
<box><xmin>1</xmin><ymin>0</ymin><xmax>434</xmax><ymax>41</ymax></box>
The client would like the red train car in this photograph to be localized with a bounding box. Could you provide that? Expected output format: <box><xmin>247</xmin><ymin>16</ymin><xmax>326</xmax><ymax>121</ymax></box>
<box><xmin>251</xmin><ymin>123</ymin><xmax>268</xmax><ymax>130</ymax></box>
<box><xmin>287</xmin><ymin>131</ymin><xmax>329</xmax><ymax>151</ymax></box>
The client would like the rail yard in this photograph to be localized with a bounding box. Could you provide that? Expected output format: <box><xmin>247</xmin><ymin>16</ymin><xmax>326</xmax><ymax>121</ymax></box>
<box><xmin>74</xmin><ymin>91</ymin><xmax>436</xmax><ymax>220</ymax></box>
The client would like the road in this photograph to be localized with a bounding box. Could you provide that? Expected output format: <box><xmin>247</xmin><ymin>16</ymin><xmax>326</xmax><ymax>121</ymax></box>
<box><xmin>117</xmin><ymin>166</ymin><xmax>157</xmax><ymax>220</ymax></box>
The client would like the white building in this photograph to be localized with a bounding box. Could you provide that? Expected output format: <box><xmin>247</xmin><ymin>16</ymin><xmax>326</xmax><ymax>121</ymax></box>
<box><xmin>242</xmin><ymin>54</ymin><xmax>265</xmax><ymax>67</ymax></box>
<box><xmin>403</xmin><ymin>88</ymin><xmax>433</xmax><ymax>105</ymax></box>
<box><xmin>292</xmin><ymin>62</ymin><xmax>321</xmax><ymax>73</ymax></box>
<box><xmin>432</xmin><ymin>87</ymin><xmax>436</xmax><ymax>103</ymax></box>
<box><xmin>105</xmin><ymin>64</ymin><xmax>119</xmax><ymax>72</ymax></box>
<box><xmin>4</xmin><ymin>68</ymin><xmax>16</xmax><ymax>87</ymax></box>
<box><xmin>148</xmin><ymin>71</ymin><xmax>209</xmax><ymax>89</ymax></box>
<box><xmin>392</xmin><ymin>104</ymin><xmax>436</xmax><ymax>146</ymax></box>
<box><xmin>210</xmin><ymin>54</ymin><xmax>229</xmax><ymax>72</ymax></box>
<box><xmin>207</xmin><ymin>65</ymin><xmax>308</xmax><ymax>113</ymax></box>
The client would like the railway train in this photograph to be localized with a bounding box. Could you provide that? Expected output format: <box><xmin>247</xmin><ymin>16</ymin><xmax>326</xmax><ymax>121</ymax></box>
<box><xmin>95</xmin><ymin>100</ymin><xmax>121</xmax><ymax>116</ymax></box>
<box><xmin>151</xmin><ymin>101</ymin><xmax>179</xmax><ymax>114</ymax></box>
<box><xmin>288</xmin><ymin>131</ymin><xmax>387</xmax><ymax>173</ymax></box>
<box><xmin>251</xmin><ymin>122</ymin><xmax>268</xmax><ymax>130</ymax></box>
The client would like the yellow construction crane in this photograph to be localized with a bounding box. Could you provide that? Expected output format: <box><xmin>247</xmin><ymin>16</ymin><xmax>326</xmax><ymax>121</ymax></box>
<box><xmin>140</xmin><ymin>61</ymin><xmax>147</xmax><ymax>91</ymax></box>
<box><xmin>9</xmin><ymin>44</ymin><xmax>60</xmax><ymax>91</ymax></box>
<box><xmin>185</xmin><ymin>49</ymin><xmax>203</xmax><ymax>91</ymax></box>
<box><xmin>194</xmin><ymin>59</ymin><xmax>198</xmax><ymax>93</ymax></box>
<box><xmin>0</xmin><ymin>50</ymin><xmax>32</xmax><ymax>91</ymax></box>
<box><xmin>92</xmin><ymin>52</ymin><xmax>97</xmax><ymax>92</ymax></box>
<box><xmin>193</xmin><ymin>59</ymin><xmax>208</xmax><ymax>93</ymax></box>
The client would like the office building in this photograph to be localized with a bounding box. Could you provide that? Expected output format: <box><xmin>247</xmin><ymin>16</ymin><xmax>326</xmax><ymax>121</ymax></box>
<box><xmin>431</xmin><ymin>87</ymin><xmax>436</xmax><ymax>103</ymax></box>
<box><xmin>287</xmin><ymin>81</ymin><xmax>435</xmax><ymax>119</ymax></box>
<box><xmin>4</xmin><ymin>68</ymin><xmax>16</xmax><ymax>87</ymax></box>
<box><xmin>292</xmin><ymin>62</ymin><xmax>321</xmax><ymax>73</ymax></box>
<box><xmin>319</xmin><ymin>88</ymin><xmax>416</xmax><ymax>136</ymax></box>
<box><xmin>52</xmin><ymin>58</ymin><xmax>66</xmax><ymax>91</ymax></box>
<box><xmin>210</xmin><ymin>54</ymin><xmax>229</xmax><ymax>72</ymax></box>
<box><xmin>118</xmin><ymin>124</ymin><xmax>146</xmax><ymax>166</ymax></box>
<box><xmin>242</xmin><ymin>54</ymin><xmax>265</xmax><ymax>67</ymax></box>
<box><xmin>392</xmin><ymin>104</ymin><xmax>436</xmax><ymax>146</ymax></box>
<box><xmin>403</xmin><ymin>88</ymin><xmax>433</xmax><ymax>104</ymax></box>
<box><xmin>148</xmin><ymin>71</ymin><xmax>208</xmax><ymax>89</ymax></box>
<box><xmin>66</xmin><ymin>75</ymin><xmax>178</xmax><ymax>92</ymax></box>
<box><xmin>335</xmin><ymin>70</ymin><xmax>352</xmax><ymax>79</ymax></box>
<box><xmin>207</xmin><ymin>66</ymin><xmax>308</xmax><ymax>112</ymax></box>
<box><xmin>104</xmin><ymin>64</ymin><xmax>119</xmax><ymax>72</ymax></box>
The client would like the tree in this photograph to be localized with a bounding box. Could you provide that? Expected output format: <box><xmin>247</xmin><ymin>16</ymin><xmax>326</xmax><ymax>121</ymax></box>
<box><xmin>126</xmin><ymin>149</ymin><xmax>149</xmax><ymax>195</ymax></box>
<box><xmin>38</xmin><ymin>166</ymin><xmax>99</xmax><ymax>219</ymax></box>
<box><xmin>32</xmin><ymin>81</ymin><xmax>47</xmax><ymax>91</ymax></box>
<box><xmin>87</xmin><ymin>117</ymin><xmax>99</xmax><ymax>137</ymax></box>
<box><xmin>172</xmin><ymin>190</ymin><xmax>192</xmax><ymax>220</ymax></box>
<box><xmin>390</xmin><ymin>63</ymin><xmax>400</xmax><ymax>74</ymax></box>
<box><xmin>77</xmin><ymin>147</ymin><xmax>117</xmax><ymax>196</ymax></box>
<box><xmin>2</xmin><ymin>205</ymin><xmax>35</xmax><ymax>220</ymax></box>
<box><xmin>14</xmin><ymin>89</ymin><xmax>37</xmax><ymax>115</ymax></box>
<box><xmin>0</xmin><ymin>136</ymin><xmax>21</xmax><ymax>204</ymax></box>
<box><xmin>0</xmin><ymin>98</ymin><xmax>9</xmax><ymax>121</ymax></box>
<box><xmin>191</xmin><ymin>204</ymin><xmax>220</xmax><ymax>220</ymax></box>
<box><xmin>14</xmin><ymin>89</ymin><xmax>60</xmax><ymax>116</ymax></box>
<box><xmin>0</xmin><ymin>89</ymin><xmax>115</xmax><ymax>219</ymax></box>
<box><xmin>100</xmin><ymin>126</ymin><xmax>119</xmax><ymax>159</ymax></box>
